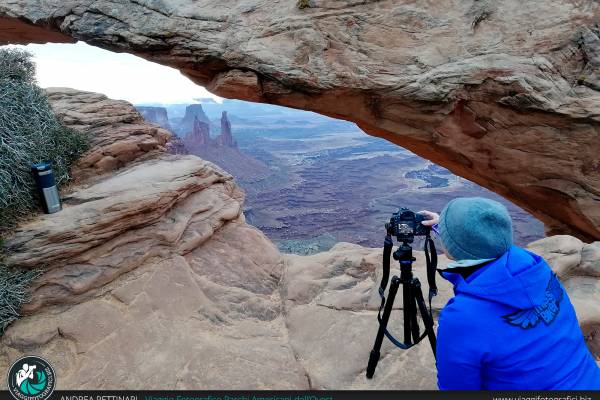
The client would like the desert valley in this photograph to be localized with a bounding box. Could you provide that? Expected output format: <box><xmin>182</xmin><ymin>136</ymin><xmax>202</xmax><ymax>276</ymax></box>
<box><xmin>138</xmin><ymin>100</ymin><xmax>544</xmax><ymax>254</ymax></box>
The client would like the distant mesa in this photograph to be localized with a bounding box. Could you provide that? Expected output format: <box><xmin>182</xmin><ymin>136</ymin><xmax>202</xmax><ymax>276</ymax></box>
<box><xmin>135</xmin><ymin>102</ymin><xmax>268</xmax><ymax>182</ymax></box>
<box><xmin>178</xmin><ymin>104</ymin><xmax>210</xmax><ymax>136</ymax></box>
<box><xmin>185</xmin><ymin>111</ymin><xmax>237</xmax><ymax>150</ymax></box>
<box><xmin>136</xmin><ymin>106</ymin><xmax>171</xmax><ymax>131</ymax></box>
<box><xmin>183</xmin><ymin>110</ymin><xmax>269</xmax><ymax>182</ymax></box>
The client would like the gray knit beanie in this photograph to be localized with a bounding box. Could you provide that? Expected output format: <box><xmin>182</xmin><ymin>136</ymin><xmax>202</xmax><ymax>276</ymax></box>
<box><xmin>439</xmin><ymin>197</ymin><xmax>513</xmax><ymax>261</ymax></box>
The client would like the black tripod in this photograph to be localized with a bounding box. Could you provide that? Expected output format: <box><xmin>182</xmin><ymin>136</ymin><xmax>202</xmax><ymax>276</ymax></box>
<box><xmin>366</xmin><ymin>232</ymin><xmax>438</xmax><ymax>379</ymax></box>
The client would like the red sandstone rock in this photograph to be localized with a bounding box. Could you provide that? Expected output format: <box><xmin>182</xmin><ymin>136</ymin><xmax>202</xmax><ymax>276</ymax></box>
<box><xmin>185</xmin><ymin>116</ymin><xmax>212</xmax><ymax>152</ymax></box>
<box><xmin>215</xmin><ymin>111</ymin><xmax>237</xmax><ymax>148</ymax></box>
<box><xmin>178</xmin><ymin>103</ymin><xmax>210</xmax><ymax>136</ymax></box>
<box><xmin>166</xmin><ymin>135</ymin><xmax>188</xmax><ymax>155</ymax></box>
<box><xmin>1</xmin><ymin>2</ymin><xmax>599</xmax><ymax>240</ymax></box>
<box><xmin>45</xmin><ymin>88</ymin><xmax>171</xmax><ymax>183</ymax></box>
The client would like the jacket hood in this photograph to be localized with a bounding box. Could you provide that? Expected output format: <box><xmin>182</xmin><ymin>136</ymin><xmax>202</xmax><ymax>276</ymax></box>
<box><xmin>441</xmin><ymin>245</ymin><xmax>551</xmax><ymax>309</ymax></box>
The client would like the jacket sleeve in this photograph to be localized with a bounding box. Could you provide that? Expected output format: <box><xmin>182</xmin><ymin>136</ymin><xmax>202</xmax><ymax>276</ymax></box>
<box><xmin>436</xmin><ymin>303</ymin><xmax>484</xmax><ymax>390</ymax></box>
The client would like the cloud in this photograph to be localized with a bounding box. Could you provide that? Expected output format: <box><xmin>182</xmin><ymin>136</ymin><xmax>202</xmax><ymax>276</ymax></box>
<box><xmin>2</xmin><ymin>41</ymin><xmax>223</xmax><ymax>105</ymax></box>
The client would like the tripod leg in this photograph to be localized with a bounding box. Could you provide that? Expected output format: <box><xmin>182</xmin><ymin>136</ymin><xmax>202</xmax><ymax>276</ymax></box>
<box><xmin>403</xmin><ymin>273</ymin><xmax>412</xmax><ymax>346</ymax></box>
<box><xmin>410</xmin><ymin>292</ymin><xmax>420</xmax><ymax>344</ymax></box>
<box><xmin>413</xmin><ymin>279</ymin><xmax>437</xmax><ymax>358</ymax></box>
<box><xmin>366</xmin><ymin>276</ymin><xmax>401</xmax><ymax>379</ymax></box>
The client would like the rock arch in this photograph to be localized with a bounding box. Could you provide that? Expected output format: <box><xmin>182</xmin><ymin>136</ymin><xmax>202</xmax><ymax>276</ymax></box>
<box><xmin>1</xmin><ymin>0</ymin><xmax>599</xmax><ymax>240</ymax></box>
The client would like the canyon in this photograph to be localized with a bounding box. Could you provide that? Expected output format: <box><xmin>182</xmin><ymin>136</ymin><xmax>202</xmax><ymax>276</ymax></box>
<box><xmin>135</xmin><ymin>100</ymin><xmax>544</xmax><ymax>251</ymax></box>
<box><xmin>0</xmin><ymin>0</ymin><xmax>599</xmax><ymax>241</ymax></box>
<box><xmin>148</xmin><ymin>102</ymin><xmax>272</xmax><ymax>183</ymax></box>
<box><xmin>0</xmin><ymin>89</ymin><xmax>598</xmax><ymax>389</ymax></box>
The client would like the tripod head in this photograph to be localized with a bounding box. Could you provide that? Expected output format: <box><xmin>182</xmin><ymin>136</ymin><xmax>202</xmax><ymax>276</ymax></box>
<box><xmin>393</xmin><ymin>241</ymin><xmax>417</xmax><ymax>285</ymax></box>
<box><xmin>392</xmin><ymin>241</ymin><xmax>415</xmax><ymax>264</ymax></box>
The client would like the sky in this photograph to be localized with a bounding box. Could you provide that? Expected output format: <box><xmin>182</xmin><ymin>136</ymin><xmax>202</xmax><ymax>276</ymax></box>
<box><xmin>3</xmin><ymin>41</ymin><xmax>223</xmax><ymax>105</ymax></box>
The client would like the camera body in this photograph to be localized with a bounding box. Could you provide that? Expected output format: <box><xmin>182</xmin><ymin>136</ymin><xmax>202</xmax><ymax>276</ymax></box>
<box><xmin>386</xmin><ymin>208</ymin><xmax>430</xmax><ymax>243</ymax></box>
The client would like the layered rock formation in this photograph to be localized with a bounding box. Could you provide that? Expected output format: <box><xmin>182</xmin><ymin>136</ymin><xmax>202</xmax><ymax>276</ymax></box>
<box><xmin>0</xmin><ymin>1</ymin><xmax>598</xmax><ymax>241</ymax></box>
<box><xmin>46</xmin><ymin>88</ymin><xmax>171</xmax><ymax>183</ymax></box>
<box><xmin>186</xmin><ymin>117</ymin><xmax>212</xmax><ymax>151</ymax></box>
<box><xmin>1</xmin><ymin>88</ymin><xmax>307</xmax><ymax>389</ymax></box>
<box><xmin>0</xmin><ymin>154</ymin><xmax>312</xmax><ymax>389</ymax></box>
<box><xmin>2</xmin><ymin>155</ymin><xmax>241</xmax><ymax>312</ymax></box>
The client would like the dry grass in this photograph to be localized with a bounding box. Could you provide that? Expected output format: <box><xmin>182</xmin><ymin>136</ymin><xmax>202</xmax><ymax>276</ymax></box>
<box><xmin>0</xmin><ymin>48</ymin><xmax>89</xmax><ymax>233</ymax></box>
<box><xmin>297</xmin><ymin>0</ymin><xmax>312</xmax><ymax>9</ymax></box>
<box><xmin>0</xmin><ymin>264</ymin><xmax>41</xmax><ymax>334</ymax></box>
<box><xmin>0</xmin><ymin>48</ymin><xmax>88</xmax><ymax>334</ymax></box>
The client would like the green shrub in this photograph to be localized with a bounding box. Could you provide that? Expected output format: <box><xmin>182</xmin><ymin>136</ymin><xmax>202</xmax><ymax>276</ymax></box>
<box><xmin>0</xmin><ymin>48</ymin><xmax>89</xmax><ymax>233</ymax></box>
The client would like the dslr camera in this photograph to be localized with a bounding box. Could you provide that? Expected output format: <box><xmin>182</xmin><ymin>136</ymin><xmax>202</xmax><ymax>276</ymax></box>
<box><xmin>385</xmin><ymin>208</ymin><xmax>430</xmax><ymax>243</ymax></box>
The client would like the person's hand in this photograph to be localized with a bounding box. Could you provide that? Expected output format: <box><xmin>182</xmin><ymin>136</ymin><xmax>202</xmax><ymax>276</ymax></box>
<box><xmin>418</xmin><ymin>210</ymin><xmax>439</xmax><ymax>226</ymax></box>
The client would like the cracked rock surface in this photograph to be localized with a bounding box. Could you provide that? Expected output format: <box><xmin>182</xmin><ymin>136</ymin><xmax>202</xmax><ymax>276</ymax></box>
<box><xmin>1</xmin><ymin>1</ymin><xmax>599</xmax><ymax>240</ymax></box>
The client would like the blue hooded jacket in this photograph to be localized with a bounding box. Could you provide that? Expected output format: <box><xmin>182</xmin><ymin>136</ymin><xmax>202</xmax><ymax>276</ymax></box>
<box><xmin>437</xmin><ymin>245</ymin><xmax>600</xmax><ymax>390</ymax></box>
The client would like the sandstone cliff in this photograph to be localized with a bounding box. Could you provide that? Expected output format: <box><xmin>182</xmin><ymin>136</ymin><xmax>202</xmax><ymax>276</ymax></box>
<box><xmin>46</xmin><ymin>88</ymin><xmax>171</xmax><ymax>183</ymax></box>
<box><xmin>185</xmin><ymin>116</ymin><xmax>212</xmax><ymax>150</ymax></box>
<box><xmin>216</xmin><ymin>111</ymin><xmax>237</xmax><ymax>148</ymax></box>
<box><xmin>0</xmin><ymin>89</ymin><xmax>598</xmax><ymax>389</ymax></box>
<box><xmin>0</xmin><ymin>1</ymin><xmax>598</xmax><ymax>241</ymax></box>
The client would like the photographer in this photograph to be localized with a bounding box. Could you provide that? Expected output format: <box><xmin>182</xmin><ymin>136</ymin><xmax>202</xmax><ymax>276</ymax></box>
<box><xmin>419</xmin><ymin>197</ymin><xmax>600</xmax><ymax>390</ymax></box>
